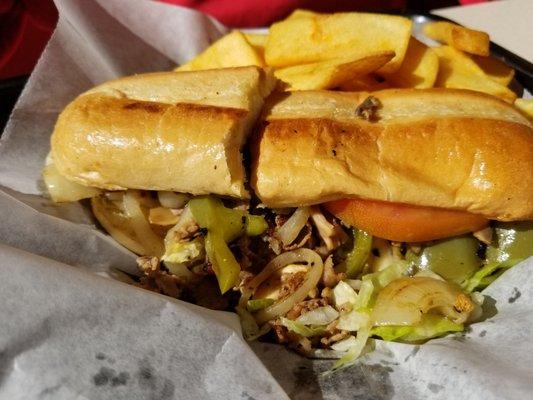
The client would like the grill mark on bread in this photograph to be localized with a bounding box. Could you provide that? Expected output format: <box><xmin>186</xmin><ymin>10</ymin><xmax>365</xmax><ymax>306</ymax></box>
<box><xmin>120</xmin><ymin>99</ymin><xmax>248</xmax><ymax>118</ymax></box>
<box><xmin>173</xmin><ymin>102</ymin><xmax>248</xmax><ymax>119</ymax></box>
<box><xmin>123</xmin><ymin>102</ymin><xmax>165</xmax><ymax>113</ymax></box>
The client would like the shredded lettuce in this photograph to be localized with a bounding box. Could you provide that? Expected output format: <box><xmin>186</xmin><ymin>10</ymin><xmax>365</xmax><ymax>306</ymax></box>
<box><xmin>463</xmin><ymin>259</ymin><xmax>520</xmax><ymax>292</ymax></box>
<box><xmin>296</xmin><ymin>305</ymin><xmax>339</xmax><ymax>326</ymax></box>
<box><xmin>280</xmin><ymin>318</ymin><xmax>326</xmax><ymax>337</ymax></box>
<box><xmin>464</xmin><ymin>222</ymin><xmax>533</xmax><ymax>292</ymax></box>
<box><xmin>337</xmin><ymin>309</ymin><xmax>370</xmax><ymax>331</ymax></box>
<box><xmin>246</xmin><ymin>298</ymin><xmax>275</xmax><ymax>313</ymax></box>
<box><xmin>163</xmin><ymin>237</ymin><xmax>204</xmax><ymax>264</ymax></box>
<box><xmin>331</xmin><ymin>325</ymin><xmax>371</xmax><ymax>371</ymax></box>
<box><xmin>161</xmin><ymin>237</ymin><xmax>205</xmax><ymax>279</ymax></box>
<box><xmin>330</xmin><ymin>335</ymin><xmax>357</xmax><ymax>352</ymax></box>
<box><xmin>355</xmin><ymin>260</ymin><xmax>410</xmax><ymax>310</ymax></box>
<box><xmin>237</xmin><ymin>306</ymin><xmax>271</xmax><ymax>341</ymax></box>
<box><xmin>332</xmin><ymin>280</ymin><xmax>358</xmax><ymax>309</ymax></box>
<box><xmin>371</xmin><ymin>314</ymin><xmax>463</xmax><ymax>342</ymax></box>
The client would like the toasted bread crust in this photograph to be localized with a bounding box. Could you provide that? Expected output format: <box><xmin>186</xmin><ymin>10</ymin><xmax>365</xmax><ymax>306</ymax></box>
<box><xmin>51</xmin><ymin>67</ymin><xmax>276</xmax><ymax>198</ymax></box>
<box><xmin>252</xmin><ymin>89</ymin><xmax>533</xmax><ymax>220</ymax></box>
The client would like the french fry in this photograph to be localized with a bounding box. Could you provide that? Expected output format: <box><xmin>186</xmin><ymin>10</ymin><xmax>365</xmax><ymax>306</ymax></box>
<box><xmin>433</xmin><ymin>46</ymin><xmax>516</xmax><ymax>103</ymax></box>
<box><xmin>338</xmin><ymin>74</ymin><xmax>389</xmax><ymax>91</ymax></box>
<box><xmin>243</xmin><ymin>33</ymin><xmax>268</xmax><ymax>48</ymax></box>
<box><xmin>274</xmin><ymin>51</ymin><xmax>394</xmax><ymax>91</ymax></box>
<box><xmin>243</xmin><ymin>33</ymin><xmax>268</xmax><ymax>60</ymax></box>
<box><xmin>383</xmin><ymin>37</ymin><xmax>439</xmax><ymax>88</ymax></box>
<box><xmin>514</xmin><ymin>99</ymin><xmax>533</xmax><ymax>120</ymax></box>
<box><xmin>472</xmin><ymin>55</ymin><xmax>514</xmax><ymax>86</ymax></box>
<box><xmin>265</xmin><ymin>12</ymin><xmax>412</xmax><ymax>74</ymax></box>
<box><xmin>176</xmin><ymin>31</ymin><xmax>263</xmax><ymax>71</ymax></box>
<box><xmin>423</xmin><ymin>21</ymin><xmax>489</xmax><ymax>56</ymax></box>
<box><xmin>286</xmin><ymin>9</ymin><xmax>318</xmax><ymax>20</ymax></box>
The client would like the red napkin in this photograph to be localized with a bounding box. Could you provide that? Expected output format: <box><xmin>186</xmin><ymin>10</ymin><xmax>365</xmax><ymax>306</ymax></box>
<box><xmin>158</xmin><ymin>0</ymin><xmax>406</xmax><ymax>28</ymax></box>
<box><xmin>1</xmin><ymin>0</ymin><xmax>484</xmax><ymax>80</ymax></box>
<box><xmin>0</xmin><ymin>0</ymin><xmax>57</xmax><ymax>79</ymax></box>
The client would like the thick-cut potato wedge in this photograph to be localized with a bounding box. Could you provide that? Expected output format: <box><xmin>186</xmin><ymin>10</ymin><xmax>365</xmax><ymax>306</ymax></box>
<box><xmin>274</xmin><ymin>51</ymin><xmax>394</xmax><ymax>90</ymax></box>
<box><xmin>423</xmin><ymin>21</ymin><xmax>489</xmax><ymax>56</ymax></box>
<box><xmin>243</xmin><ymin>33</ymin><xmax>268</xmax><ymax>48</ymax></box>
<box><xmin>383</xmin><ymin>37</ymin><xmax>439</xmax><ymax>88</ymax></box>
<box><xmin>473</xmin><ymin>55</ymin><xmax>514</xmax><ymax>86</ymax></box>
<box><xmin>176</xmin><ymin>31</ymin><xmax>263</xmax><ymax>71</ymax></box>
<box><xmin>286</xmin><ymin>9</ymin><xmax>318</xmax><ymax>20</ymax></box>
<box><xmin>433</xmin><ymin>46</ymin><xmax>516</xmax><ymax>103</ymax></box>
<box><xmin>338</xmin><ymin>74</ymin><xmax>389</xmax><ymax>91</ymax></box>
<box><xmin>243</xmin><ymin>33</ymin><xmax>268</xmax><ymax>60</ymax></box>
<box><xmin>514</xmin><ymin>99</ymin><xmax>533</xmax><ymax>120</ymax></box>
<box><xmin>265</xmin><ymin>13</ymin><xmax>412</xmax><ymax>73</ymax></box>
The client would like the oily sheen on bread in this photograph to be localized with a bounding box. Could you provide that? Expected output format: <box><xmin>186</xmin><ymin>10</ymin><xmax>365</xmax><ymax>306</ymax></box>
<box><xmin>251</xmin><ymin>89</ymin><xmax>533</xmax><ymax>220</ymax></box>
<box><xmin>51</xmin><ymin>66</ymin><xmax>276</xmax><ymax>199</ymax></box>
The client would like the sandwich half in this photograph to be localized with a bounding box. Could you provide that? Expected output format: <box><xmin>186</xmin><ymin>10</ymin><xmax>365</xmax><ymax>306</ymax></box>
<box><xmin>45</xmin><ymin>66</ymin><xmax>276</xmax><ymax>294</ymax></box>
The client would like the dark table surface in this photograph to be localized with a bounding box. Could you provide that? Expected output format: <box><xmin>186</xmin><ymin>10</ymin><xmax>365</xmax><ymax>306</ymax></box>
<box><xmin>0</xmin><ymin>75</ymin><xmax>28</xmax><ymax>135</ymax></box>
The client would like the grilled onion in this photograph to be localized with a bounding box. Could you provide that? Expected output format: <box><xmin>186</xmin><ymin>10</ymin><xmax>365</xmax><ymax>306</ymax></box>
<box><xmin>242</xmin><ymin>249</ymin><xmax>324</xmax><ymax>324</ymax></box>
<box><xmin>43</xmin><ymin>162</ymin><xmax>101</xmax><ymax>202</ymax></box>
<box><xmin>157</xmin><ymin>191</ymin><xmax>190</xmax><ymax>209</ymax></box>
<box><xmin>275</xmin><ymin>207</ymin><xmax>311</xmax><ymax>246</ymax></box>
<box><xmin>123</xmin><ymin>190</ymin><xmax>164</xmax><ymax>257</ymax></box>
<box><xmin>372</xmin><ymin>276</ymin><xmax>474</xmax><ymax>326</ymax></box>
<box><xmin>149</xmin><ymin>207</ymin><xmax>181</xmax><ymax>226</ymax></box>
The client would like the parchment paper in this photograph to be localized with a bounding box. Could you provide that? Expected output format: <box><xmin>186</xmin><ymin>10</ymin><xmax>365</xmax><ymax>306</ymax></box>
<box><xmin>0</xmin><ymin>1</ymin><xmax>531</xmax><ymax>399</ymax></box>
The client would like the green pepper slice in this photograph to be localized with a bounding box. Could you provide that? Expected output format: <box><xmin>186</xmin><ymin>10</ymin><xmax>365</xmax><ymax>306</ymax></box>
<box><xmin>413</xmin><ymin>236</ymin><xmax>482</xmax><ymax>285</ymax></box>
<box><xmin>464</xmin><ymin>222</ymin><xmax>533</xmax><ymax>292</ymax></box>
<box><xmin>189</xmin><ymin>197</ymin><xmax>267</xmax><ymax>293</ymax></box>
<box><xmin>343</xmin><ymin>229</ymin><xmax>372</xmax><ymax>278</ymax></box>
<box><xmin>486</xmin><ymin>221</ymin><xmax>533</xmax><ymax>264</ymax></box>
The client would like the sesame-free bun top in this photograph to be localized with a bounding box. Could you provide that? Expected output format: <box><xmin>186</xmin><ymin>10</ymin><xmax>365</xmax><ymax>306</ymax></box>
<box><xmin>251</xmin><ymin>89</ymin><xmax>532</xmax><ymax>220</ymax></box>
<box><xmin>51</xmin><ymin>66</ymin><xmax>276</xmax><ymax>199</ymax></box>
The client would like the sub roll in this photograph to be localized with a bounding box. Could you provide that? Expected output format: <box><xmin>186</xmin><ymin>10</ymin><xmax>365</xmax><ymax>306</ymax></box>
<box><xmin>51</xmin><ymin>66</ymin><xmax>276</xmax><ymax>198</ymax></box>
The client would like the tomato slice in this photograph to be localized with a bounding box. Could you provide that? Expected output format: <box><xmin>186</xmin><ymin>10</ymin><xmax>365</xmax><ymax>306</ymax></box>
<box><xmin>325</xmin><ymin>198</ymin><xmax>489</xmax><ymax>243</ymax></box>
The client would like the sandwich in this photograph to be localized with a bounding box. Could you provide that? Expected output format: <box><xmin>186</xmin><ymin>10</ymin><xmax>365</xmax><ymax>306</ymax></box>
<box><xmin>45</xmin><ymin>68</ymin><xmax>533</xmax><ymax>367</ymax></box>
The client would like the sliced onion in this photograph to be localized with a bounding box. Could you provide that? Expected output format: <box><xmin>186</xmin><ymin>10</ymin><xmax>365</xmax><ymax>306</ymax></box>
<box><xmin>331</xmin><ymin>335</ymin><xmax>358</xmax><ymax>352</ymax></box>
<box><xmin>158</xmin><ymin>191</ymin><xmax>190</xmax><ymax>209</ymax></box>
<box><xmin>243</xmin><ymin>249</ymin><xmax>324</xmax><ymax>325</ymax></box>
<box><xmin>149</xmin><ymin>207</ymin><xmax>181</xmax><ymax>226</ymax></box>
<box><xmin>164</xmin><ymin>206</ymin><xmax>195</xmax><ymax>248</ymax></box>
<box><xmin>43</xmin><ymin>163</ymin><xmax>101</xmax><ymax>202</ymax></box>
<box><xmin>91</xmin><ymin>196</ymin><xmax>148</xmax><ymax>255</ymax></box>
<box><xmin>308</xmin><ymin>349</ymin><xmax>347</xmax><ymax>359</ymax></box>
<box><xmin>372</xmin><ymin>277</ymin><xmax>474</xmax><ymax>326</ymax></box>
<box><xmin>105</xmin><ymin>191</ymin><xmax>125</xmax><ymax>202</ymax></box>
<box><xmin>236</xmin><ymin>306</ymin><xmax>272</xmax><ymax>341</ymax></box>
<box><xmin>296</xmin><ymin>305</ymin><xmax>339</xmax><ymax>326</ymax></box>
<box><xmin>275</xmin><ymin>207</ymin><xmax>310</xmax><ymax>246</ymax></box>
<box><xmin>123</xmin><ymin>190</ymin><xmax>164</xmax><ymax>257</ymax></box>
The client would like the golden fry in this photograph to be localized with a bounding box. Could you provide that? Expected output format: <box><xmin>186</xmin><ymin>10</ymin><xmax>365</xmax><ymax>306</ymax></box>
<box><xmin>423</xmin><ymin>21</ymin><xmax>489</xmax><ymax>56</ymax></box>
<box><xmin>338</xmin><ymin>74</ymin><xmax>389</xmax><ymax>91</ymax></box>
<box><xmin>285</xmin><ymin>9</ymin><xmax>318</xmax><ymax>20</ymax></box>
<box><xmin>383</xmin><ymin>37</ymin><xmax>439</xmax><ymax>88</ymax></box>
<box><xmin>433</xmin><ymin>46</ymin><xmax>516</xmax><ymax>103</ymax></box>
<box><xmin>274</xmin><ymin>51</ymin><xmax>394</xmax><ymax>90</ymax></box>
<box><xmin>265</xmin><ymin>12</ymin><xmax>411</xmax><ymax>73</ymax></box>
<box><xmin>472</xmin><ymin>55</ymin><xmax>514</xmax><ymax>86</ymax></box>
<box><xmin>514</xmin><ymin>99</ymin><xmax>533</xmax><ymax>120</ymax></box>
<box><xmin>176</xmin><ymin>31</ymin><xmax>263</xmax><ymax>71</ymax></box>
<box><xmin>243</xmin><ymin>33</ymin><xmax>268</xmax><ymax>61</ymax></box>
